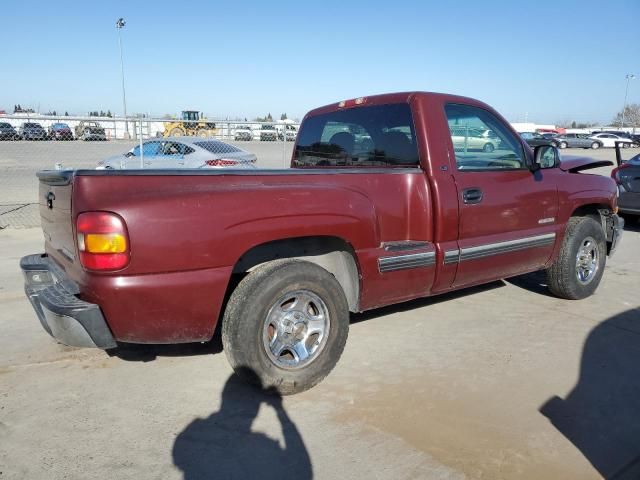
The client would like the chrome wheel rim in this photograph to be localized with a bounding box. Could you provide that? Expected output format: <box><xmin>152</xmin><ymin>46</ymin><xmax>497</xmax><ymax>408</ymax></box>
<box><xmin>262</xmin><ymin>290</ymin><xmax>330</xmax><ymax>370</ymax></box>
<box><xmin>576</xmin><ymin>236</ymin><xmax>599</xmax><ymax>284</ymax></box>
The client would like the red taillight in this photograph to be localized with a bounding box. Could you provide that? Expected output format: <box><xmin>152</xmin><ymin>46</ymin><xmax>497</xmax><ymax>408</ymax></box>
<box><xmin>205</xmin><ymin>159</ymin><xmax>238</xmax><ymax>167</ymax></box>
<box><xmin>611</xmin><ymin>163</ymin><xmax>630</xmax><ymax>185</ymax></box>
<box><xmin>76</xmin><ymin>212</ymin><xmax>130</xmax><ymax>271</ymax></box>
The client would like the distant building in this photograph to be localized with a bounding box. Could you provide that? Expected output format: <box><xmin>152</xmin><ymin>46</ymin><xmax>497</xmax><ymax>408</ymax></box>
<box><xmin>510</xmin><ymin>122</ymin><xmax>565</xmax><ymax>134</ymax></box>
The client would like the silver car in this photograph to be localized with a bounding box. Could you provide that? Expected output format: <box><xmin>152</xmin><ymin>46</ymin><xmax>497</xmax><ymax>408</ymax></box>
<box><xmin>554</xmin><ymin>133</ymin><xmax>602</xmax><ymax>149</ymax></box>
<box><xmin>98</xmin><ymin>137</ymin><xmax>257</xmax><ymax>169</ymax></box>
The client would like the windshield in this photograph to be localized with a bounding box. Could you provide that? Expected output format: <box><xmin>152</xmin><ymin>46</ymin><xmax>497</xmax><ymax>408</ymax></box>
<box><xmin>293</xmin><ymin>103</ymin><xmax>419</xmax><ymax>167</ymax></box>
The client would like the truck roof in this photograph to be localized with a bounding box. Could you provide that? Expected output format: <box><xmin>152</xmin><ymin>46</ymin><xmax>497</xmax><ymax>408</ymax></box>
<box><xmin>305</xmin><ymin>91</ymin><xmax>494</xmax><ymax>119</ymax></box>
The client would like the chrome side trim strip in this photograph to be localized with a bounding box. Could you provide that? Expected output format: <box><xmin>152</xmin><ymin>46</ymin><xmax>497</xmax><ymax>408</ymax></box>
<box><xmin>378</xmin><ymin>252</ymin><xmax>436</xmax><ymax>273</ymax></box>
<box><xmin>383</xmin><ymin>240</ymin><xmax>430</xmax><ymax>252</ymax></box>
<box><xmin>459</xmin><ymin>233</ymin><xmax>556</xmax><ymax>262</ymax></box>
<box><xmin>444</xmin><ymin>249</ymin><xmax>460</xmax><ymax>264</ymax></box>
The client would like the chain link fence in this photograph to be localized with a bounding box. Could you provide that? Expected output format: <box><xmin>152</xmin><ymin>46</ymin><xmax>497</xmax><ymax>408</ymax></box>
<box><xmin>0</xmin><ymin>114</ymin><xmax>298</xmax><ymax>228</ymax></box>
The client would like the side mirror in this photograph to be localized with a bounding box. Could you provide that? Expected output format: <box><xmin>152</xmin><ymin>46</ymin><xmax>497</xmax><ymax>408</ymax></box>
<box><xmin>532</xmin><ymin>144</ymin><xmax>560</xmax><ymax>171</ymax></box>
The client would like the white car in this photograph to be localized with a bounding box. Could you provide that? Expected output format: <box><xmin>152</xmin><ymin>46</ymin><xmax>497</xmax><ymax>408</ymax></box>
<box><xmin>589</xmin><ymin>133</ymin><xmax>635</xmax><ymax>148</ymax></box>
<box><xmin>97</xmin><ymin>137</ymin><xmax>257</xmax><ymax>169</ymax></box>
<box><xmin>234</xmin><ymin>126</ymin><xmax>254</xmax><ymax>141</ymax></box>
<box><xmin>277</xmin><ymin>124</ymin><xmax>298</xmax><ymax>141</ymax></box>
<box><xmin>450</xmin><ymin>126</ymin><xmax>500</xmax><ymax>153</ymax></box>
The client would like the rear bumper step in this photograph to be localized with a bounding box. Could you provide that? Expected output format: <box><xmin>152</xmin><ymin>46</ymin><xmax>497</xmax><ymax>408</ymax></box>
<box><xmin>20</xmin><ymin>254</ymin><xmax>116</xmax><ymax>349</ymax></box>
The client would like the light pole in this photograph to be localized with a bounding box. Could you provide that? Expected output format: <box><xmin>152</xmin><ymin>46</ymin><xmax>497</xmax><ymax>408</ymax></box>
<box><xmin>621</xmin><ymin>73</ymin><xmax>636</xmax><ymax>129</ymax></box>
<box><xmin>116</xmin><ymin>18</ymin><xmax>129</xmax><ymax>138</ymax></box>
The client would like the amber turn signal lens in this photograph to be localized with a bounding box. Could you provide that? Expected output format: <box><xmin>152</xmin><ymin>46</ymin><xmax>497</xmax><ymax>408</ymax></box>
<box><xmin>85</xmin><ymin>233</ymin><xmax>127</xmax><ymax>253</ymax></box>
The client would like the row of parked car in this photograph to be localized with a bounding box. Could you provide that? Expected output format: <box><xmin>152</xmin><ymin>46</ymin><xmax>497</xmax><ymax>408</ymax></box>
<box><xmin>233</xmin><ymin>124</ymin><xmax>297</xmax><ymax>142</ymax></box>
<box><xmin>521</xmin><ymin>131</ymin><xmax>640</xmax><ymax>149</ymax></box>
<box><xmin>0</xmin><ymin>121</ymin><xmax>107</xmax><ymax>141</ymax></box>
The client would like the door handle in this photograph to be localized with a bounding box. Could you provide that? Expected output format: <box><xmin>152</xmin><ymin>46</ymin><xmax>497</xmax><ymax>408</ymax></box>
<box><xmin>462</xmin><ymin>187</ymin><xmax>483</xmax><ymax>204</ymax></box>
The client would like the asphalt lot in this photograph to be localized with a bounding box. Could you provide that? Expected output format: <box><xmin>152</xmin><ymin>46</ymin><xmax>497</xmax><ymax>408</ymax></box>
<box><xmin>1</xmin><ymin>142</ymin><xmax>640</xmax><ymax>479</ymax></box>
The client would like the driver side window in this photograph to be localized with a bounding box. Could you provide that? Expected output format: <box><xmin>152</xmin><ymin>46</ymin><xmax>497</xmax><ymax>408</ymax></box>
<box><xmin>445</xmin><ymin>104</ymin><xmax>525</xmax><ymax>171</ymax></box>
<box><xmin>133</xmin><ymin>141</ymin><xmax>162</xmax><ymax>157</ymax></box>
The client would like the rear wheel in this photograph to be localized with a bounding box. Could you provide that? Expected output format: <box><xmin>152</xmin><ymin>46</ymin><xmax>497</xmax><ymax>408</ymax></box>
<box><xmin>546</xmin><ymin>217</ymin><xmax>607</xmax><ymax>300</ymax></box>
<box><xmin>197</xmin><ymin>129</ymin><xmax>208</xmax><ymax>138</ymax></box>
<box><xmin>222</xmin><ymin>260</ymin><xmax>349</xmax><ymax>395</ymax></box>
<box><xmin>591</xmin><ymin>142</ymin><xmax>600</xmax><ymax>149</ymax></box>
<box><xmin>559</xmin><ymin>141</ymin><xmax>568</xmax><ymax>149</ymax></box>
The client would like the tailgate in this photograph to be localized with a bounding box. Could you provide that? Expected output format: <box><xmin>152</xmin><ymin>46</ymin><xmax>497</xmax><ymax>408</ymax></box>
<box><xmin>37</xmin><ymin>171</ymin><xmax>77</xmax><ymax>267</ymax></box>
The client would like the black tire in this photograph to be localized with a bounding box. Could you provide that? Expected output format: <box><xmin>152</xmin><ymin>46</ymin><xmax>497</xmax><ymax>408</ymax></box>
<box><xmin>591</xmin><ymin>142</ymin><xmax>600</xmax><ymax>149</ymax></box>
<box><xmin>546</xmin><ymin>217</ymin><xmax>607</xmax><ymax>300</ymax></box>
<box><xmin>222</xmin><ymin>259</ymin><xmax>349</xmax><ymax>395</ymax></box>
<box><xmin>559</xmin><ymin>141</ymin><xmax>568</xmax><ymax>149</ymax></box>
<box><xmin>483</xmin><ymin>143</ymin><xmax>495</xmax><ymax>153</ymax></box>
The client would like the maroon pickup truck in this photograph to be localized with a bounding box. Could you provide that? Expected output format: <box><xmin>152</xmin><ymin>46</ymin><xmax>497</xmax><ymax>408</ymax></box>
<box><xmin>21</xmin><ymin>92</ymin><xmax>623</xmax><ymax>394</ymax></box>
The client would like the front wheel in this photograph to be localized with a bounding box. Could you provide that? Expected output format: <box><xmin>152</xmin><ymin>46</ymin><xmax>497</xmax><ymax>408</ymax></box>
<box><xmin>222</xmin><ymin>259</ymin><xmax>349</xmax><ymax>395</ymax></box>
<box><xmin>559</xmin><ymin>141</ymin><xmax>568</xmax><ymax>149</ymax></box>
<box><xmin>546</xmin><ymin>217</ymin><xmax>607</xmax><ymax>300</ymax></box>
<box><xmin>591</xmin><ymin>142</ymin><xmax>600</xmax><ymax>149</ymax></box>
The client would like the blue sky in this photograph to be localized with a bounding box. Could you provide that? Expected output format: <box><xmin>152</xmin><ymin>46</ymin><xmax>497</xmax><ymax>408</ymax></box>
<box><xmin>1</xmin><ymin>0</ymin><xmax>638</xmax><ymax>123</ymax></box>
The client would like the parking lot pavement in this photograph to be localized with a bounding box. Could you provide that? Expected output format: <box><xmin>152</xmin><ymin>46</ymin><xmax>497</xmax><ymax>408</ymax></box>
<box><xmin>1</xmin><ymin>222</ymin><xmax>639</xmax><ymax>478</ymax></box>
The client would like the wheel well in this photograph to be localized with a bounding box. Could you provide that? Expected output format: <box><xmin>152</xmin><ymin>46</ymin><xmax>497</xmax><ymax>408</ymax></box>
<box><xmin>232</xmin><ymin>236</ymin><xmax>360</xmax><ymax>312</ymax></box>
<box><xmin>571</xmin><ymin>204</ymin><xmax>615</xmax><ymax>251</ymax></box>
<box><xmin>571</xmin><ymin>204</ymin><xmax>609</xmax><ymax>221</ymax></box>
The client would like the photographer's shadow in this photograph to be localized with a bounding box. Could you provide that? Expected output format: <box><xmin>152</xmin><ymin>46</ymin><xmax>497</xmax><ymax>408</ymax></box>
<box><xmin>173</xmin><ymin>367</ymin><xmax>312</xmax><ymax>480</ymax></box>
<box><xmin>540</xmin><ymin>308</ymin><xmax>640</xmax><ymax>479</ymax></box>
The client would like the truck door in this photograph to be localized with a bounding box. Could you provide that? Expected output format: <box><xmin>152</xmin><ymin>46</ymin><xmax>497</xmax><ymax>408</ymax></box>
<box><xmin>443</xmin><ymin>103</ymin><xmax>559</xmax><ymax>287</ymax></box>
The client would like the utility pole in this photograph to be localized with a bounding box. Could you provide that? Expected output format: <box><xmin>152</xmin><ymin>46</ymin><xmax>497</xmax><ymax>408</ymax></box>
<box><xmin>621</xmin><ymin>74</ymin><xmax>636</xmax><ymax>129</ymax></box>
<box><xmin>116</xmin><ymin>18</ymin><xmax>129</xmax><ymax>139</ymax></box>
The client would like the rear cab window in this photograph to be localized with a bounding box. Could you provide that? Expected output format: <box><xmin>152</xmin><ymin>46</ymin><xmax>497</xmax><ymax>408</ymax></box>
<box><xmin>194</xmin><ymin>141</ymin><xmax>242</xmax><ymax>154</ymax></box>
<box><xmin>293</xmin><ymin>103</ymin><xmax>419</xmax><ymax>167</ymax></box>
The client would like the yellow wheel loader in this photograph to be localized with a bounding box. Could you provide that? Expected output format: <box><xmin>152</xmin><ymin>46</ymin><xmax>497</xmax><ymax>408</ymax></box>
<box><xmin>163</xmin><ymin>111</ymin><xmax>218</xmax><ymax>138</ymax></box>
